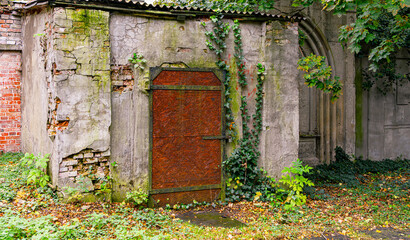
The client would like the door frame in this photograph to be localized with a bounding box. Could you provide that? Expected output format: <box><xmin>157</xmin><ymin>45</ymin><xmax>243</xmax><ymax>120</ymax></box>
<box><xmin>148</xmin><ymin>67</ymin><xmax>226</xmax><ymax>205</ymax></box>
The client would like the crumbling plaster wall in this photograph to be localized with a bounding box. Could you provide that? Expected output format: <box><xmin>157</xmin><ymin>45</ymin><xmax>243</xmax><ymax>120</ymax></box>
<box><xmin>0</xmin><ymin>0</ymin><xmax>24</xmax><ymax>153</ymax></box>
<box><xmin>22</xmin><ymin>7</ymin><xmax>300</xmax><ymax>200</ymax></box>
<box><xmin>22</xmin><ymin>7</ymin><xmax>112</xmax><ymax>198</ymax></box>
<box><xmin>109</xmin><ymin>13</ymin><xmax>299</xmax><ymax>200</ymax></box>
<box><xmin>51</xmin><ymin>8</ymin><xmax>111</xmax><ymax>158</ymax></box>
<box><xmin>51</xmin><ymin>8</ymin><xmax>111</xmax><ymax>198</ymax></box>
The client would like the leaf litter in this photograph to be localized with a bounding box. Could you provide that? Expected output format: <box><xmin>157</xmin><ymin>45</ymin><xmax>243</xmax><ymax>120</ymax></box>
<box><xmin>0</xmin><ymin>153</ymin><xmax>409</xmax><ymax>239</ymax></box>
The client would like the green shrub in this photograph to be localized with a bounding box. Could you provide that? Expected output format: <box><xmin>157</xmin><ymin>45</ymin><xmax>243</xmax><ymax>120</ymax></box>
<box><xmin>20</xmin><ymin>153</ymin><xmax>50</xmax><ymax>188</ymax></box>
<box><xmin>278</xmin><ymin>159</ymin><xmax>314</xmax><ymax>210</ymax></box>
<box><xmin>306</xmin><ymin>147</ymin><xmax>410</xmax><ymax>186</ymax></box>
<box><xmin>126</xmin><ymin>189</ymin><xmax>148</xmax><ymax>207</ymax></box>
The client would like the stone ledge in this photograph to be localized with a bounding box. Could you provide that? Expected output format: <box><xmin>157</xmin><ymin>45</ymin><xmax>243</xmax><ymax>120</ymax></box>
<box><xmin>0</xmin><ymin>43</ymin><xmax>21</xmax><ymax>51</ymax></box>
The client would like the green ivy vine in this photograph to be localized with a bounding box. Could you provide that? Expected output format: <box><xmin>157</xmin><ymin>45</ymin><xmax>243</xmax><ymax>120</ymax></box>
<box><xmin>202</xmin><ymin>15</ymin><xmax>275</xmax><ymax>202</ymax></box>
<box><xmin>201</xmin><ymin>15</ymin><xmax>238</xmax><ymax>142</ymax></box>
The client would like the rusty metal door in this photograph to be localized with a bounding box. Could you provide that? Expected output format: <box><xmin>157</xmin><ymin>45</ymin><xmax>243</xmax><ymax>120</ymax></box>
<box><xmin>149</xmin><ymin>68</ymin><xmax>225</xmax><ymax>206</ymax></box>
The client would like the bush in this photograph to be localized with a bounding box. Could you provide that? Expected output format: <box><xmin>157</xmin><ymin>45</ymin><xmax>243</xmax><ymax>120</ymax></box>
<box><xmin>126</xmin><ymin>189</ymin><xmax>148</xmax><ymax>208</ymax></box>
<box><xmin>278</xmin><ymin>159</ymin><xmax>314</xmax><ymax>209</ymax></box>
<box><xmin>306</xmin><ymin>147</ymin><xmax>410</xmax><ymax>186</ymax></box>
<box><xmin>20</xmin><ymin>153</ymin><xmax>50</xmax><ymax>188</ymax></box>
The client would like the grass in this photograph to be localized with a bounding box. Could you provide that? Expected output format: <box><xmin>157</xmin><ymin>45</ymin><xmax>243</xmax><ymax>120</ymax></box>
<box><xmin>0</xmin><ymin>152</ymin><xmax>24</xmax><ymax>202</ymax></box>
<box><xmin>0</xmin><ymin>152</ymin><xmax>409</xmax><ymax>239</ymax></box>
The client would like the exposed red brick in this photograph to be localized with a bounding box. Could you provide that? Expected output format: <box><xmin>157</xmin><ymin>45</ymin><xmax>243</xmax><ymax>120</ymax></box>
<box><xmin>111</xmin><ymin>64</ymin><xmax>134</xmax><ymax>93</ymax></box>
<box><xmin>0</xmin><ymin>52</ymin><xmax>21</xmax><ymax>152</ymax></box>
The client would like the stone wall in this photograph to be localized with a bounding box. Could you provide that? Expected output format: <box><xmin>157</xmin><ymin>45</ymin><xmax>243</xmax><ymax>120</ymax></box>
<box><xmin>0</xmin><ymin>0</ymin><xmax>23</xmax><ymax>153</ymax></box>
<box><xmin>22</xmin><ymin>7</ymin><xmax>111</xmax><ymax>197</ymax></box>
<box><xmin>0</xmin><ymin>51</ymin><xmax>21</xmax><ymax>152</ymax></box>
<box><xmin>356</xmin><ymin>50</ymin><xmax>410</xmax><ymax>160</ymax></box>
<box><xmin>0</xmin><ymin>0</ymin><xmax>22</xmax><ymax>48</ymax></box>
<box><xmin>272</xmin><ymin>0</ymin><xmax>356</xmax><ymax>164</ymax></box>
<box><xmin>109</xmin><ymin>13</ymin><xmax>300</xmax><ymax>200</ymax></box>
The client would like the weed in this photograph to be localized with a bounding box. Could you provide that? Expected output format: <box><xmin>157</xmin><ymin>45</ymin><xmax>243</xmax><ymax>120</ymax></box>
<box><xmin>0</xmin><ymin>153</ymin><xmax>24</xmax><ymax>201</ymax></box>
<box><xmin>128</xmin><ymin>53</ymin><xmax>147</xmax><ymax>70</ymax></box>
<box><xmin>20</xmin><ymin>153</ymin><xmax>50</xmax><ymax>188</ymax></box>
<box><xmin>278</xmin><ymin>159</ymin><xmax>314</xmax><ymax>210</ymax></box>
<box><xmin>0</xmin><ymin>210</ymin><xmax>57</xmax><ymax>239</ymax></box>
<box><xmin>110</xmin><ymin>161</ymin><xmax>118</xmax><ymax>168</ymax></box>
<box><xmin>126</xmin><ymin>188</ymin><xmax>148</xmax><ymax>207</ymax></box>
<box><xmin>57</xmin><ymin>218</ymin><xmax>88</xmax><ymax>239</ymax></box>
<box><xmin>132</xmin><ymin>208</ymin><xmax>170</xmax><ymax>229</ymax></box>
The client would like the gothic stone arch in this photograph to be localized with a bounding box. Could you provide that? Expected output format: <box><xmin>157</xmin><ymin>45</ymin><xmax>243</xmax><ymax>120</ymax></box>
<box><xmin>298</xmin><ymin>18</ymin><xmax>337</xmax><ymax>165</ymax></box>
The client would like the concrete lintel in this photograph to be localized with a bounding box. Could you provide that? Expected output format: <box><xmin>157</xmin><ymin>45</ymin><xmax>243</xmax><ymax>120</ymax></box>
<box><xmin>0</xmin><ymin>44</ymin><xmax>22</xmax><ymax>51</ymax></box>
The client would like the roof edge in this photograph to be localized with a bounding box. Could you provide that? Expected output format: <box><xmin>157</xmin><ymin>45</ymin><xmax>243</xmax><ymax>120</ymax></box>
<box><xmin>24</xmin><ymin>0</ymin><xmax>305</xmax><ymax>21</ymax></box>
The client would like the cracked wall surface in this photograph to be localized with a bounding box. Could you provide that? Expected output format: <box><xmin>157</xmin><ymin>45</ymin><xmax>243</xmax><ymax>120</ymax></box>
<box><xmin>22</xmin><ymin>7</ymin><xmax>111</xmax><ymax>195</ymax></box>
<box><xmin>109</xmin><ymin>14</ymin><xmax>300</xmax><ymax>200</ymax></box>
<box><xmin>22</xmin><ymin>7</ymin><xmax>300</xmax><ymax>201</ymax></box>
<box><xmin>51</xmin><ymin>8</ymin><xmax>111</xmax><ymax>192</ymax></box>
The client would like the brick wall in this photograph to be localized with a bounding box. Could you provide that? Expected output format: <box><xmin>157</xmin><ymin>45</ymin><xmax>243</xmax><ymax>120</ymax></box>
<box><xmin>0</xmin><ymin>51</ymin><xmax>21</xmax><ymax>152</ymax></box>
<box><xmin>0</xmin><ymin>0</ymin><xmax>22</xmax><ymax>47</ymax></box>
<box><xmin>0</xmin><ymin>0</ymin><xmax>22</xmax><ymax>153</ymax></box>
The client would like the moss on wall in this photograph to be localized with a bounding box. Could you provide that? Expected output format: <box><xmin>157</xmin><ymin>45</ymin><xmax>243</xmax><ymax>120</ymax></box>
<box><xmin>355</xmin><ymin>62</ymin><xmax>363</xmax><ymax>149</ymax></box>
<box><xmin>52</xmin><ymin>8</ymin><xmax>112</xmax><ymax>200</ymax></box>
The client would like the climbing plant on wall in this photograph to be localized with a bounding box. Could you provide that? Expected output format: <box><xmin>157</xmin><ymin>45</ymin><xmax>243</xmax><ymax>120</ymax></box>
<box><xmin>158</xmin><ymin>0</ymin><xmax>409</xmax><ymax>94</ymax></box>
<box><xmin>293</xmin><ymin>0</ymin><xmax>410</xmax><ymax>93</ymax></box>
<box><xmin>157</xmin><ymin>0</ymin><xmax>344</xmax><ymax>100</ymax></box>
<box><xmin>201</xmin><ymin>15</ymin><xmax>238</xmax><ymax>142</ymax></box>
<box><xmin>202</xmin><ymin>15</ymin><xmax>275</xmax><ymax>202</ymax></box>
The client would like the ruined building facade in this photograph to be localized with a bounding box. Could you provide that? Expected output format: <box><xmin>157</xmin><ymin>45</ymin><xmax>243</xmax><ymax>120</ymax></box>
<box><xmin>0</xmin><ymin>0</ymin><xmax>408</xmax><ymax>203</ymax></box>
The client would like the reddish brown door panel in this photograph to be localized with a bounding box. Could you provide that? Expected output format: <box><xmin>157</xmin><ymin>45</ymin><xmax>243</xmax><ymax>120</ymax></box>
<box><xmin>152</xmin><ymin>135</ymin><xmax>221</xmax><ymax>189</ymax></box>
<box><xmin>150</xmin><ymin>69</ymin><xmax>224</xmax><ymax>206</ymax></box>
<box><xmin>153</xmin><ymin>70</ymin><xmax>221</xmax><ymax>86</ymax></box>
<box><xmin>152</xmin><ymin>90</ymin><xmax>221</xmax><ymax>189</ymax></box>
<box><xmin>153</xmin><ymin>189</ymin><xmax>221</xmax><ymax>206</ymax></box>
<box><xmin>152</xmin><ymin>90</ymin><xmax>221</xmax><ymax>138</ymax></box>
